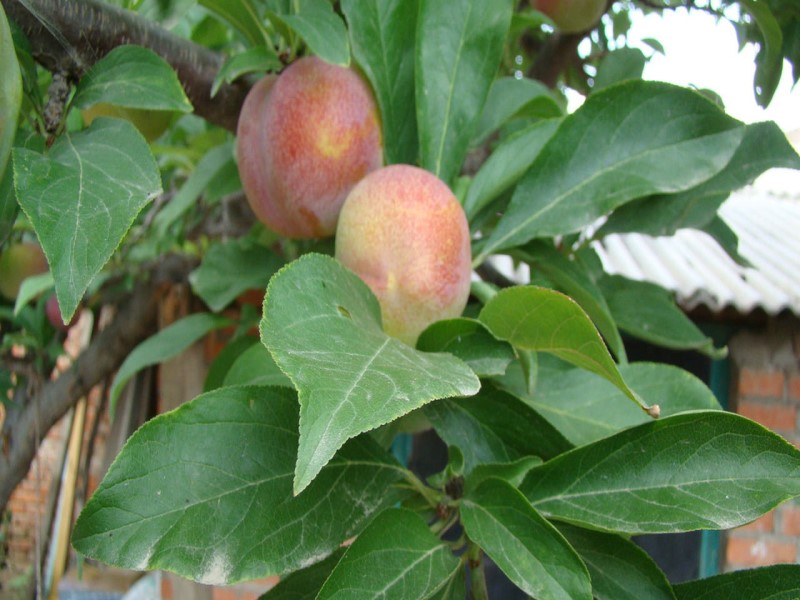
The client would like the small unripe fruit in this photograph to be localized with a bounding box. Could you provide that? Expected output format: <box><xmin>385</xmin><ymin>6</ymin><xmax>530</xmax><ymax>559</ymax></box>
<box><xmin>335</xmin><ymin>165</ymin><xmax>472</xmax><ymax>346</ymax></box>
<box><xmin>82</xmin><ymin>103</ymin><xmax>173</xmax><ymax>142</ymax></box>
<box><xmin>0</xmin><ymin>242</ymin><xmax>48</xmax><ymax>299</ymax></box>
<box><xmin>237</xmin><ymin>56</ymin><xmax>383</xmax><ymax>239</ymax></box>
<box><xmin>530</xmin><ymin>0</ymin><xmax>606</xmax><ymax>33</ymax></box>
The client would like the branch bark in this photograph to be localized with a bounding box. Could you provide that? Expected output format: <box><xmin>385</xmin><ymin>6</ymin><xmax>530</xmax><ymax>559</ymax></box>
<box><xmin>2</xmin><ymin>0</ymin><xmax>250</xmax><ymax>131</ymax></box>
<box><xmin>0</xmin><ymin>256</ymin><xmax>193</xmax><ymax>514</ymax></box>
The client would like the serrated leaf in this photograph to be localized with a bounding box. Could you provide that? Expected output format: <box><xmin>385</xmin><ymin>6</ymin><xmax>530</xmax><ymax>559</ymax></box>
<box><xmin>14</xmin><ymin>118</ymin><xmax>161</xmax><ymax>321</ymax></box>
<box><xmin>479</xmin><ymin>285</ymin><xmax>654</xmax><ymax>415</ymax></box>
<box><xmin>600</xmin><ymin>121</ymin><xmax>800</xmax><ymax>237</ymax></box>
<box><xmin>502</xmin><ymin>361</ymin><xmax>721</xmax><ymax>447</ymax></box>
<box><xmin>258</xmin><ymin>550</ymin><xmax>344</xmax><ymax>600</ymax></box>
<box><xmin>472</xmin><ymin>76</ymin><xmax>562</xmax><ymax>146</ymax></box>
<box><xmin>556</xmin><ymin>523</ymin><xmax>676</xmax><ymax>600</ymax></box>
<box><xmin>72</xmin><ymin>386</ymin><xmax>405</xmax><ymax>584</ymax></box>
<box><xmin>416</xmin><ymin>318</ymin><xmax>514</xmax><ymax>378</ymax></box>
<box><xmin>515</xmin><ymin>241</ymin><xmax>625</xmax><ymax>361</ymax></box>
<box><xmin>425</xmin><ymin>386</ymin><xmax>572</xmax><ymax>471</ymax></box>
<box><xmin>342</xmin><ymin>0</ymin><xmax>418</xmax><ymax>165</ymax></box>
<box><xmin>0</xmin><ymin>2</ymin><xmax>21</xmax><ymax>195</ymax></box>
<box><xmin>72</xmin><ymin>45</ymin><xmax>192</xmax><ymax>112</ymax></box>
<box><xmin>416</xmin><ymin>0</ymin><xmax>513</xmax><ymax>185</ymax></box>
<box><xmin>198</xmin><ymin>0</ymin><xmax>267</xmax><ymax>47</ymax></box>
<box><xmin>475</xmin><ymin>81</ymin><xmax>745</xmax><ymax>262</ymax></box>
<box><xmin>190</xmin><ymin>238</ymin><xmax>283</xmax><ymax>312</ymax></box>
<box><xmin>211</xmin><ymin>47</ymin><xmax>282</xmax><ymax>97</ymax></box>
<box><xmin>461</xmin><ymin>478</ymin><xmax>592</xmax><ymax>600</ymax></box>
<box><xmin>673</xmin><ymin>564</ymin><xmax>800</xmax><ymax>600</ymax></box>
<box><xmin>520</xmin><ymin>411</ymin><xmax>800</xmax><ymax>534</ymax></box>
<box><xmin>599</xmin><ymin>275</ymin><xmax>724</xmax><ymax>358</ymax></box>
<box><xmin>224</xmin><ymin>341</ymin><xmax>293</xmax><ymax>388</ymax></box>
<box><xmin>109</xmin><ymin>313</ymin><xmax>234</xmax><ymax>414</ymax></box>
<box><xmin>261</xmin><ymin>254</ymin><xmax>480</xmax><ymax>495</ymax></box>
<box><xmin>317</xmin><ymin>508</ymin><xmax>460</xmax><ymax>600</ymax></box>
<box><xmin>463</xmin><ymin>118</ymin><xmax>560</xmax><ymax>222</ymax></box>
<box><xmin>270</xmin><ymin>0</ymin><xmax>349</xmax><ymax>66</ymax></box>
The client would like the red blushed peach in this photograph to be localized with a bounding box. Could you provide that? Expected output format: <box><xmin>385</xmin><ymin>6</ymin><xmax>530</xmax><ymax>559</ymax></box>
<box><xmin>236</xmin><ymin>56</ymin><xmax>383</xmax><ymax>239</ymax></box>
<box><xmin>531</xmin><ymin>0</ymin><xmax>606</xmax><ymax>33</ymax></box>
<box><xmin>335</xmin><ymin>165</ymin><xmax>472</xmax><ymax>346</ymax></box>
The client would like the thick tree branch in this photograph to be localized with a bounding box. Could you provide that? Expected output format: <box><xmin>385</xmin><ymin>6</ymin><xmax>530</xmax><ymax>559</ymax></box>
<box><xmin>2</xmin><ymin>0</ymin><xmax>251</xmax><ymax>131</ymax></box>
<box><xmin>0</xmin><ymin>255</ymin><xmax>193</xmax><ymax>514</ymax></box>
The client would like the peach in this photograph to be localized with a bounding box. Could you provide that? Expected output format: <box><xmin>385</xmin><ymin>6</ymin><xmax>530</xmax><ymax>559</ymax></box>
<box><xmin>0</xmin><ymin>242</ymin><xmax>48</xmax><ymax>299</ymax></box>
<box><xmin>237</xmin><ymin>56</ymin><xmax>383</xmax><ymax>239</ymax></box>
<box><xmin>531</xmin><ymin>0</ymin><xmax>606</xmax><ymax>33</ymax></box>
<box><xmin>335</xmin><ymin>165</ymin><xmax>472</xmax><ymax>346</ymax></box>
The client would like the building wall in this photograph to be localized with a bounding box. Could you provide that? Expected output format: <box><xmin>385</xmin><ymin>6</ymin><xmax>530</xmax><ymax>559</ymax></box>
<box><xmin>724</xmin><ymin>317</ymin><xmax>800</xmax><ymax>571</ymax></box>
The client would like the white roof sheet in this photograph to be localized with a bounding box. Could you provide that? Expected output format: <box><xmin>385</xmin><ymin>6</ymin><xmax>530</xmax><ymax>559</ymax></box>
<box><xmin>593</xmin><ymin>186</ymin><xmax>800</xmax><ymax>316</ymax></box>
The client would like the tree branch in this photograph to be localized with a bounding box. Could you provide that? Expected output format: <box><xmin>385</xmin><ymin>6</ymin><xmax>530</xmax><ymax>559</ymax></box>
<box><xmin>0</xmin><ymin>255</ymin><xmax>194</xmax><ymax>514</ymax></box>
<box><xmin>2</xmin><ymin>0</ymin><xmax>251</xmax><ymax>132</ymax></box>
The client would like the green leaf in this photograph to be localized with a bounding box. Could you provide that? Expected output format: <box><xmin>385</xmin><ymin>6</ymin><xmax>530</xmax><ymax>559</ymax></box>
<box><xmin>259</xmin><ymin>550</ymin><xmax>344</xmax><ymax>600</ymax></box>
<box><xmin>72</xmin><ymin>386</ymin><xmax>405</xmax><ymax>584</ymax></box>
<box><xmin>72</xmin><ymin>45</ymin><xmax>192</xmax><ymax>112</ymax></box>
<box><xmin>673</xmin><ymin>564</ymin><xmax>800</xmax><ymax>600</ymax></box>
<box><xmin>109</xmin><ymin>313</ymin><xmax>234</xmax><ymax>414</ymax></box>
<box><xmin>504</xmin><ymin>360</ymin><xmax>721</xmax><ymax>447</ymax></box>
<box><xmin>416</xmin><ymin>318</ymin><xmax>514</xmax><ymax>378</ymax></box>
<box><xmin>14</xmin><ymin>118</ymin><xmax>161</xmax><ymax>321</ymax></box>
<box><xmin>520</xmin><ymin>411</ymin><xmax>800</xmax><ymax>534</ymax></box>
<box><xmin>463</xmin><ymin>118</ymin><xmax>560</xmax><ymax>222</ymax></box>
<box><xmin>224</xmin><ymin>341</ymin><xmax>293</xmax><ymax>388</ymax></box>
<box><xmin>740</xmin><ymin>0</ymin><xmax>783</xmax><ymax>107</ymax></box>
<box><xmin>556</xmin><ymin>523</ymin><xmax>676</xmax><ymax>600</ymax></box>
<box><xmin>416</xmin><ymin>0</ymin><xmax>513</xmax><ymax>185</ymax></box>
<box><xmin>261</xmin><ymin>254</ymin><xmax>480</xmax><ymax>495</ymax></box>
<box><xmin>153</xmin><ymin>142</ymin><xmax>235</xmax><ymax>238</ymax></box>
<box><xmin>479</xmin><ymin>285</ymin><xmax>655</xmax><ymax>415</ymax></box>
<box><xmin>270</xmin><ymin>0</ymin><xmax>350</xmax><ymax>66</ymax></box>
<box><xmin>0</xmin><ymin>163</ymin><xmax>17</xmax><ymax>246</ymax></box>
<box><xmin>190</xmin><ymin>238</ymin><xmax>283</xmax><ymax>312</ymax></box>
<box><xmin>472</xmin><ymin>77</ymin><xmax>562</xmax><ymax>146</ymax></box>
<box><xmin>515</xmin><ymin>241</ymin><xmax>625</xmax><ymax>361</ymax></box>
<box><xmin>425</xmin><ymin>386</ymin><xmax>572</xmax><ymax>471</ymax></box>
<box><xmin>0</xmin><ymin>2</ymin><xmax>21</xmax><ymax>201</ymax></box>
<box><xmin>461</xmin><ymin>478</ymin><xmax>592</xmax><ymax>600</ymax></box>
<box><xmin>211</xmin><ymin>47</ymin><xmax>283</xmax><ymax>97</ymax></box>
<box><xmin>703</xmin><ymin>215</ymin><xmax>750</xmax><ymax>266</ymax></box>
<box><xmin>466</xmin><ymin>456</ymin><xmax>542</xmax><ymax>493</ymax></box>
<box><xmin>13</xmin><ymin>272</ymin><xmax>53</xmax><ymax>316</ymax></box>
<box><xmin>475</xmin><ymin>81</ymin><xmax>745</xmax><ymax>262</ymax></box>
<box><xmin>317</xmin><ymin>508</ymin><xmax>460</xmax><ymax>600</ymax></box>
<box><xmin>342</xmin><ymin>0</ymin><xmax>418</xmax><ymax>165</ymax></box>
<box><xmin>600</xmin><ymin>121</ymin><xmax>800</xmax><ymax>237</ymax></box>
<box><xmin>198</xmin><ymin>0</ymin><xmax>268</xmax><ymax>47</ymax></box>
<box><xmin>203</xmin><ymin>335</ymin><xmax>258</xmax><ymax>392</ymax></box>
<box><xmin>599</xmin><ymin>275</ymin><xmax>724</xmax><ymax>358</ymax></box>
<box><xmin>593</xmin><ymin>48</ymin><xmax>646</xmax><ymax>91</ymax></box>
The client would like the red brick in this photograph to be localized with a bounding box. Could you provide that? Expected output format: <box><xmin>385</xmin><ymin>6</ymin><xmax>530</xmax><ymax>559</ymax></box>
<box><xmin>737</xmin><ymin>400</ymin><xmax>796</xmax><ymax>432</ymax></box>
<box><xmin>212</xmin><ymin>587</ymin><xmax>238</xmax><ymax>600</ymax></box>
<box><xmin>789</xmin><ymin>374</ymin><xmax>800</xmax><ymax>402</ymax></box>
<box><xmin>737</xmin><ymin>511</ymin><xmax>775</xmax><ymax>533</ymax></box>
<box><xmin>780</xmin><ymin>504</ymin><xmax>800</xmax><ymax>536</ymax></box>
<box><xmin>738</xmin><ymin>367</ymin><xmax>785</xmax><ymax>398</ymax></box>
<box><xmin>726</xmin><ymin>536</ymin><xmax>796</xmax><ymax>567</ymax></box>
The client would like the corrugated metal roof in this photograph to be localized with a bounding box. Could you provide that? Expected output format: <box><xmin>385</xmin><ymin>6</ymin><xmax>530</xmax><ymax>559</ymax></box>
<box><xmin>592</xmin><ymin>186</ymin><xmax>800</xmax><ymax>316</ymax></box>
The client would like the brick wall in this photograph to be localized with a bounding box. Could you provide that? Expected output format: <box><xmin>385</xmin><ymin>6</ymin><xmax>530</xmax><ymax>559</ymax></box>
<box><xmin>724</xmin><ymin>318</ymin><xmax>800</xmax><ymax>571</ymax></box>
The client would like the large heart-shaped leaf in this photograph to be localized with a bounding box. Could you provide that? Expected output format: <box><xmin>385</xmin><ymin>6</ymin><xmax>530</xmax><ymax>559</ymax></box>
<box><xmin>342</xmin><ymin>0</ymin><xmax>419</xmax><ymax>165</ymax></box>
<box><xmin>72</xmin><ymin>45</ymin><xmax>192</xmax><ymax>112</ymax></box>
<box><xmin>14</xmin><ymin>118</ymin><xmax>161</xmax><ymax>321</ymax></box>
<box><xmin>261</xmin><ymin>254</ymin><xmax>480</xmax><ymax>495</ymax></box>
<box><xmin>72</xmin><ymin>386</ymin><xmax>405</xmax><ymax>584</ymax></box>
<box><xmin>317</xmin><ymin>508</ymin><xmax>460</xmax><ymax>600</ymax></box>
<box><xmin>556</xmin><ymin>523</ymin><xmax>675</xmax><ymax>600</ymax></box>
<box><xmin>520</xmin><ymin>411</ymin><xmax>800</xmax><ymax>534</ymax></box>
<box><xmin>461</xmin><ymin>478</ymin><xmax>592</xmax><ymax>600</ymax></box>
<box><xmin>475</xmin><ymin>81</ymin><xmax>745</xmax><ymax>262</ymax></box>
<box><xmin>479</xmin><ymin>285</ymin><xmax>656</xmax><ymax>416</ymax></box>
<box><xmin>416</xmin><ymin>0</ymin><xmax>513</xmax><ymax>185</ymax></box>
